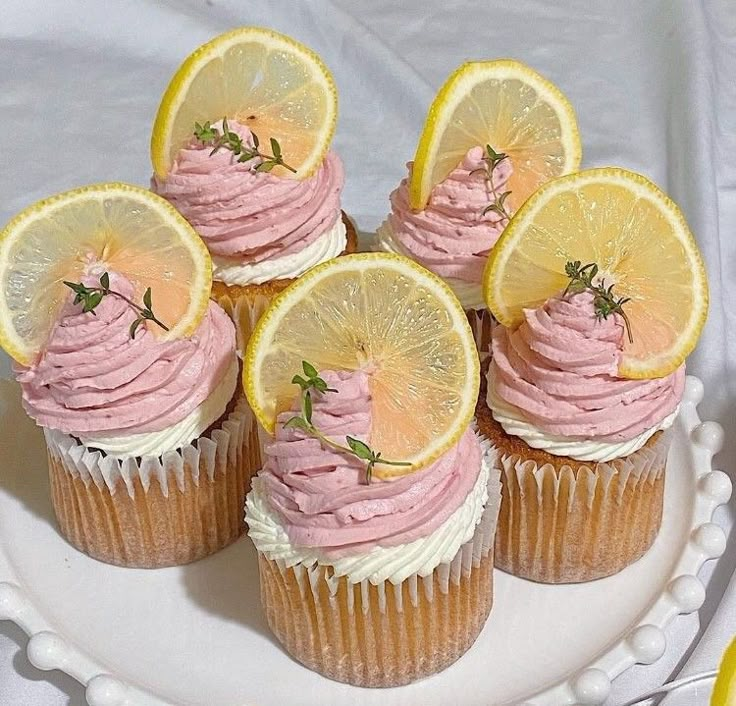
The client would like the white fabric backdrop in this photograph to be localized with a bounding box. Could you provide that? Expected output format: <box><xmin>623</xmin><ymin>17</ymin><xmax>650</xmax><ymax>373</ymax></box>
<box><xmin>0</xmin><ymin>1</ymin><xmax>734</xmax><ymax>704</ymax></box>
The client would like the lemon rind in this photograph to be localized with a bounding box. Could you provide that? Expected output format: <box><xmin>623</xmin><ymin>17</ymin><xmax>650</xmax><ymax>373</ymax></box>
<box><xmin>711</xmin><ymin>637</ymin><xmax>736</xmax><ymax>706</ymax></box>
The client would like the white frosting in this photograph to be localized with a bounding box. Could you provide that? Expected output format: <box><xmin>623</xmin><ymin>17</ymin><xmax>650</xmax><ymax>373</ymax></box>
<box><xmin>44</xmin><ymin>396</ymin><xmax>254</xmax><ymax>499</ymax></box>
<box><xmin>486</xmin><ymin>369</ymin><xmax>679</xmax><ymax>463</ymax></box>
<box><xmin>246</xmin><ymin>437</ymin><xmax>496</xmax><ymax>585</ymax></box>
<box><xmin>79</xmin><ymin>357</ymin><xmax>239</xmax><ymax>459</ymax></box>
<box><xmin>375</xmin><ymin>220</ymin><xmax>486</xmax><ymax>310</ymax></box>
<box><xmin>212</xmin><ymin>217</ymin><xmax>347</xmax><ymax>286</ymax></box>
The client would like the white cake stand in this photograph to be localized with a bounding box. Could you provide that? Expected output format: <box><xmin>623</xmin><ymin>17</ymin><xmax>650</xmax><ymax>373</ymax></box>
<box><xmin>0</xmin><ymin>376</ymin><xmax>730</xmax><ymax>706</ymax></box>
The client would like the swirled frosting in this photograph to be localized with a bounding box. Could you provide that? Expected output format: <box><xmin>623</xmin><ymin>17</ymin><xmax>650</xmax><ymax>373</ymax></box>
<box><xmin>377</xmin><ymin>146</ymin><xmax>511</xmax><ymax>286</ymax></box>
<box><xmin>16</xmin><ymin>272</ymin><xmax>237</xmax><ymax>444</ymax></box>
<box><xmin>489</xmin><ymin>292</ymin><xmax>685</xmax><ymax>447</ymax></box>
<box><xmin>151</xmin><ymin>120</ymin><xmax>344</xmax><ymax>267</ymax></box>
<box><xmin>247</xmin><ymin>443</ymin><xmax>493</xmax><ymax>585</ymax></box>
<box><xmin>211</xmin><ymin>217</ymin><xmax>347</xmax><ymax>286</ymax></box>
<box><xmin>249</xmin><ymin>369</ymin><xmax>484</xmax><ymax>560</ymax></box>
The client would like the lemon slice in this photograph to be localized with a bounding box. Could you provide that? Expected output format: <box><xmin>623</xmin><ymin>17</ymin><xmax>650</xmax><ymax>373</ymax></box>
<box><xmin>410</xmin><ymin>59</ymin><xmax>581</xmax><ymax>211</ymax></box>
<box><xmin>244</xmin><ymin>253</ymin><xmax>479</xmax><ymax>476</ymax></box>
<box><xmin>483</xmin><ymin>167</ymin><xmax>708</xmax><ymax>379</ymax></box>
<box><xmin>712</xmin><ymin>637</ymin><xmax>736</xmax><ymax>706</ymax></box>
<box><xmin>151</xmin><ymin>27</ymin><xmax>337</xmax><ymax>180</ymax></box>
<box><xmin>0</xmin><ymin>183</ymin><xmax>212</xmax><ymax>365</ymax></box>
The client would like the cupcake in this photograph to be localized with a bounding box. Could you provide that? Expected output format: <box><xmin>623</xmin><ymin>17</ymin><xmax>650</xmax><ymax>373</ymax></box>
<box><xmin>15</xmin><ymin>270</ymin><xmax>259</xmax><ymax>568</ymax></box>
<box><xmin>476</xmin><ymin>165</ymin><xmax>709</xmax><ymax>583</ymax></box>
<box><xmin>478</xmin><ymin>292</ymin><xmax>684</xmax><ymax>583</ymax></box>
<box><xmin>246</xmin><ymin>368</ymin><xmax>500</xmax><ymax>687</ymax></box>
<box><xmin>377</xmin><ymin>59</ymin><xmax>581</xmax><ymax>357</ymax></box>
<box><xmin>241</xmin><ymin>252</ymin><xmax>492</xmax><ymax>684</ymax></box>
<box><xmin>151</xmin><ymin>28</ymin><xmax>358</xmax><ymax>354</ymax></box>
<box><xmin>0</xmin><ymin>182</ymin><xmax>263</xmax><ymax>568</ymax></box>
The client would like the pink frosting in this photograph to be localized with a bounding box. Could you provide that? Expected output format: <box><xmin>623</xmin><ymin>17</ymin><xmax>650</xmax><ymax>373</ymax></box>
<box><xmin>386</xmin><ymin>146</ymin><xmax>512</xmax><ymax>282</ymax></box>
<box><xmin>259</xmin><ymin>369</ymin><xmax>482</xmax><ymax>557</ymax></box>
<box><xmin>16</xmin><ymin>272</ymin><xmax>236</xmax><ymax>437</ymax></box>
<box><xmin>151</xmin><ymin>120</ymin><xmax>344</xmax><ymax>262</ymax></box>
<box><xmin>490</xmin><ymin>292</ymin><xmax>686</xmax><ymax>442</ymax></box>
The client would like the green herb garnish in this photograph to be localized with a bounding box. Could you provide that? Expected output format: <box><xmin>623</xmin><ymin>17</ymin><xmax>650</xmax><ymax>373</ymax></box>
<box><xmin>472</xmin><ymin>145</ymin><xmax>512</xmax><ymax>221</ymax></box>
<box><xmin>563</xmin><ymin>260</ymin><xmax>634</xmax><ymax>343</ymax></box>
<box><xmin>193</xmin><ymin>117</ymin><xmax>296</xmax><ymax>174</ymax></box>
<box><xmin>63</xmin><ymin>273</ymin><xmax>169</xmax><ymax>339</ymax></box>
<box><xmin>283</xmin><ymin>361</ymin><xmax>411</xmax><ymax>484</ymax></box>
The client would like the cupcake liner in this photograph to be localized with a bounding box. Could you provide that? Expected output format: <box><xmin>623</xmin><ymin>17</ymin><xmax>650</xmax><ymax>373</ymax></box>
<box><xmin>256</xmin><ymin>461</ymin><xmax>501</xmax><ymax>687</ymax></box>
<box><xmin>466</xmin><ymin>307</ymin><xmax>497</xmax><ymax>360</ymax></box>
<box><xmin>44</xmin><ymin>396</ymin><xmax>261</xmax><ymax>568</ymax></box>
<box><xmin>492</xmin><ymin>424</ymin><xmax>670</xmax><ymax>583</ymax></box>
<box><xmin>212</xmin><ymin>284</ymin><xmax>280</xmax><ymax>361</ymax></box>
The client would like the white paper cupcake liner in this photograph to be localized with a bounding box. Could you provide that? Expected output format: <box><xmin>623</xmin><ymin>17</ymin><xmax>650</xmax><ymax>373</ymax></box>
<box><xmin>212</xmin><ymin>286</ymin><xmax>277</xmax><ymax>360</ymax></box>
<box><xmin>44</xmin><ymin>396</ymin><xmax>261</xmax><ymax>568</ymax></box>
<box><xmin>494</xmin><ymin>428</ymin><xmax>671</xmax><ymax>583</ymax></box>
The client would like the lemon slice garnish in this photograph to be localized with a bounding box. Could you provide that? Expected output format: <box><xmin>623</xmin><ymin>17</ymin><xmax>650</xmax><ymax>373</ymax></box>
<box><xmin>410</xmin><ymin>59</ymin><xmax>581</xmax><ymax>210</ymax></box>
<box><xmin>0</xmin><ymin>183</ymin><xmax>212</xmax><ymax>365</ymax></box>
<box><xmin>151</xmin><ymin>27</ymin><xmax>337</xmax><ymax>180</ymax></box>
<box><xmin>244</xmin><ymin>253</ymin><xmax>479</xmax><ymax>476</ymax></box>
<box><xmin>483</xmin><ymin>168</ymin><xmax>708</xmax><ymax>379</ymax></box>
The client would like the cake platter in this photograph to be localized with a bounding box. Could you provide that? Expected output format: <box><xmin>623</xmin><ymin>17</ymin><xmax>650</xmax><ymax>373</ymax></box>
<box><xmin>0</xmin><ymin>374</ymin><xmax>730</xmax><ymax>706</ymax></box>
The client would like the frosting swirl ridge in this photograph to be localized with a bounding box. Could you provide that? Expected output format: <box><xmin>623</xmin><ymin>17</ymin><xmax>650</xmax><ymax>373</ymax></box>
<box><xmin>379</xmin><ymin>146</ymin><xmax>512</xmax><ymax>283</ymax></box>
<box><xmin>490</xmin><ymin>292</ymin><xmax>685</xmax><ymax>442</ymax></box>
<box><xmin>257</xmin><ymin>369</ymin><xmax>483</xmax><ymax>557</ymax></box>
<box><xmin>152</xmin><ymin>119</ymin><xmax>344</xmax><ymax>263</ymax></box>
<box><xmin>16</xmin><ymin>272</ymin><xmax>236</xmax><ymax>438</ymax></box>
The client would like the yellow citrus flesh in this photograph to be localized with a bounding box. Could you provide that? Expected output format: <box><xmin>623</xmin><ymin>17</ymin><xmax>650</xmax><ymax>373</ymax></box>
<box><xmin>712</xmin><ymin>637</ymin><xmax>736</xmax><ymax>706</ymax></box>
<box><xmin>410</xmin><ymin>59</ymin><xmax>581</xmax><ymax>211</ymax></box>
<box><xmin>0</xmin><ymin>183</ymin><xmax>212</xmax><ymax>366</ymax></box>
<box><xmin>244</xmin><ymin>253</ymin><xmax>479</xmax><ymax>477</ymax></box>
<box><xmin>151</xmin><ymin>27</ymin><xmax>337</xmax><ymax>180</ymax></box>
<box><xmin>483</xmin><ymin>168</ymin><xmax>708</xmax><ymax>380</ymax></box>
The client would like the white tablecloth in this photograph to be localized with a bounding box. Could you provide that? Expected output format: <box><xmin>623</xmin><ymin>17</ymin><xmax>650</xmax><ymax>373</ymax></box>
<box><xmin>1</xmin><ymin>1</ymin><xmax>734</xmax><ymax>704</ymax></box>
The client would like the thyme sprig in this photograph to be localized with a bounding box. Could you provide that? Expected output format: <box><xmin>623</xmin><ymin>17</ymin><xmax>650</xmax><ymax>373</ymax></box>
<box><xmin>283</xmin><ymin>361</ymin><xmax>411</xmax><ymax>484</ymax></box>
<box><xmin>472</xmin><ymin>144</ymin><xmax>512</xmax><ymax>220</ymax></box>
<box><xmin>193</xmin><ymin>117</ymin><xmax>296</xmax><ymax>173</ymax></box>
<box><xmin>63</xmin><ymin>272</ymin><xmax>169</xmax><ymax>339</ymax></box>
<box><xmin>563</xmin><ymin>261</ymin><xmax>634</xmax><ymax>343</ymax></box>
